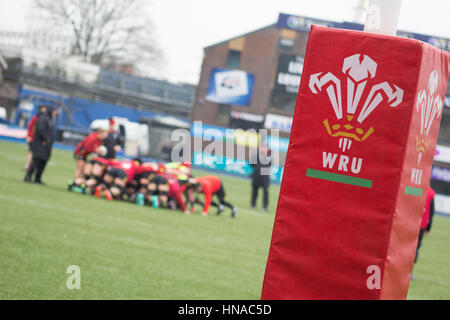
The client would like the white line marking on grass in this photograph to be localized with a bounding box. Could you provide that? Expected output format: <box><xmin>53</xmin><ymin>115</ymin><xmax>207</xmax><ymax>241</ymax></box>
<box><xmin>0</xmin><ymin>193</ymin><xmax>274</xmax><ymax>221</ymax></box>
<box><xmin>0</xmin><ymin>194</ymin><xmax>84</xmax><ymax>215</ymax></box>
<box><xmin>237</xmin><ymin>207</ymin><xmax>275</xmax><ymax>218</ymax></box>
<box><xmin>0</xmin><ymin>155</ymin><xmax>26</xmax><ymax>165</ymax></box>
<box><xmin>0</xmin><ymin>154</ymin><xmax>56</xmax><ymax>166</ymax></box>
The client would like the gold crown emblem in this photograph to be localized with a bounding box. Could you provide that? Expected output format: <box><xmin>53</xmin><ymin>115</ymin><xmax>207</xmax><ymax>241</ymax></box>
<box><xmin>323</xmin><ymin>115</ymin><xmax>374</xmax><ymax>143</ymax></box>
<box><xmin>416</xmin><ymin>137</ymin><xmax>430</xmax><ymax>154</ymax></box>
<box><xmin>309</xmin><ymin>53</ymin><xmax>404</xmax><ymax>152</ymax></box>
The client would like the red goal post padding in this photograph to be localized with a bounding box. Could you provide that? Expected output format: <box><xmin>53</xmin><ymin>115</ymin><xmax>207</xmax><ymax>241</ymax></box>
<box><xmin>261</xmin><ymin>25</ymin><xmax>450</xmax><ymax>300</ymax></box>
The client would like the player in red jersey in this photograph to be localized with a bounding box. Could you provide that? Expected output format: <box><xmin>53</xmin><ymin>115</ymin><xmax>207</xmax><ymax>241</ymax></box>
<box><xmin>132</xmin><ymin>162</ymin><xmax>158</xmax><ymax>204</ymax></box>
<box><xmin>138</xmin><ymin>163</ymin><xmax>171</xmax><ymax>208</ymax></box>
<box><xmin>94</xmin><ymin>158</ymin><xmax>141</xmax><ymax>201</ymax></box>
<box><xmin>82</xmin><ymin>156</ymin><xmax>112</xmax><ymax>193</ymax></box>
<box><xmin>165</xmin><ymin>173</ymin><xmax>188</xmax><ymax>213</ymax></box>
<box><xmin>165</xmin><ymin>162</ymin><xmax>192</xmax><ymax>186</ymax></box>
<box><xmin>188</xmin><ymin>176</ymin><xmax>237</xmax><ymax>217</ymax></box>
<box><xmin>133</xmin><ymin>162</ymin><xmax>188</xmax><ymax>212</ymax></box>
<box><xmin>69</xmin><ymin>128</ymin><xmax>108</xmax><ymax>190</ymax></box>
<box><xmin>148</xmin><ymin>164</ymin><xmax>171</xmax><ymax>208</ymax></box>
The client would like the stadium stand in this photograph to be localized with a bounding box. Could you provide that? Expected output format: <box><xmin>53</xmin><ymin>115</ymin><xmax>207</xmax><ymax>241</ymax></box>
<box><xmin>16</xmin><ymin>87</ymin><xmax>170</xmax><ymax>130</ymax></box>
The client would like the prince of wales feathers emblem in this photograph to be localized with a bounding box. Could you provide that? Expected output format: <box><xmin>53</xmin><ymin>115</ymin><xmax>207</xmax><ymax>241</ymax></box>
<box><xmin>309</xmin><ymin>53</ymin><xmax>404</xmax><ymax>152</ymax></box>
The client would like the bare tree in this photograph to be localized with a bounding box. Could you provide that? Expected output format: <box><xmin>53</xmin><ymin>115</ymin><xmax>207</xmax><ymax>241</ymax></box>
<box><xmin>33</xmin><ymin>0</ymin><xmax>163</xmax><ymax>71</ymax></box>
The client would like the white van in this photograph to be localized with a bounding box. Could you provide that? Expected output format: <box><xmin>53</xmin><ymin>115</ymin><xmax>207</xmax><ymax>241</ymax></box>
<box><xmin>89</xmin><ymin>118</ymin><xmax>149</xmax><ymax>157</ymax></box>
<box><xmin>0</xmin><ymin>106</ymin><xmax>7</xmax><ymax>120</ymax></box>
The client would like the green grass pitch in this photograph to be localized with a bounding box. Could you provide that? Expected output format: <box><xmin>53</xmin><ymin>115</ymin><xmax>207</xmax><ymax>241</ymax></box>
<box><xmin>0</xmin><ymin>139</ymin><xmax>449</xmax><ymax>299</ymax></box>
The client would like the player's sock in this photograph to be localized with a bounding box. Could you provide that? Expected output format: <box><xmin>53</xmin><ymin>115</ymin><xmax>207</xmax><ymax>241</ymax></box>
<box><xmin>147</xmin><ymin>190</ymin><xmax>159</xmax><ymax>208</ymax></box>
<box><xmin>221</xmin><ymin>200</ymin><xmax>234</xmax><ymax>210</ymax></box>
<box><xmin>151</xmin><ymin>195</ymin><xmax>159</xmax><ymax>208</ymax></box>
<box><xmin>136</xmin><ymin>192</ymin><xmax>145</xmax><ymax>206</ymax></box>
<box><xmin>72</xmin><ymin>184</ymin><xmax>84</xmax><ymax>193</ymax></box>
<box><xmin>92</xmin><ymin>175</ymin><xmax>102</xmax><ymax>184</ymax></box>
<box><xmin>168</xmin><ymin>199</ymin><xmax>177</xmax><ymax>210</ymax></box>
<box><xmin>128</xmin><ymin>192</ymin><xmax>137</xmax><ymax>203</ymax></box>
<box><xmin>210</xmin><ymin>201</ymin><xmax>220</xmax><ymax>208</ymax></box>
<box><xmin>217</xmin><ymin>204</ymin><xmax>225</xmax><ymax>215</ymax></box>
<box><xmin>159</xmin><ymin>191</ymin><xmax>169</xmax><ymax>208</ymax></box>
<box><xmin>231</xmin><ymin>207</ymin><xmax>238</xmax><ymax>218</ymax></box>
<box><xmin>111</xmin><ymin>184</ymin><xmax>125</xmax><ymax>200</ymax></box>
<box><xmin>89</xmin><ymin>184</ymin><xmax>97</xmax><ymax>195</ymax></box>
<box><xmin>67</xmin><ymin>181</ymin><xmax>75</xmax><ymax>191</ymax></box>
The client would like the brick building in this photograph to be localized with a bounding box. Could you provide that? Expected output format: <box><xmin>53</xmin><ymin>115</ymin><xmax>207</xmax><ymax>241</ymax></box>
<box><xmin>192</xmin><ymin>21</ymin><xmax>308</xmax><ymax>138</ymax></box>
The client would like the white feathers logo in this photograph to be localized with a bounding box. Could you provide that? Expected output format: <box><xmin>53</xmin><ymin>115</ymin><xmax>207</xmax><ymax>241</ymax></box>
<box><xmin>414</xmin><ymin>69</ymin><xmax>443</xmax><ymax>168</ymax></box>
<box><xmin>309</xmin><ymin>53</ymin><xmax>404</xmax><ymax>152</ymax></box>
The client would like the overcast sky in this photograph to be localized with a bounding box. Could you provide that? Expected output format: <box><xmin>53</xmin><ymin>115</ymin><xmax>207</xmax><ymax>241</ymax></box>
<box><xmin>1</xmin><ymin>0</ymin><xmax>449</xmax><ymax>84</ymax></box>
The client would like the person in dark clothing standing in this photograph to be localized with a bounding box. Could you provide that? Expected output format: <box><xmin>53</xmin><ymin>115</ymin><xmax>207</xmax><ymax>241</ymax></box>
<box><xmin>250</xmin><ymin>144</ymin><xmax>272</xmax><ymax>211</ymax></box>
<box><xmin>411</xmin><ymin>186</ymin><xmax>435</xmax><ymax>280</ymax></box>
<box><xmin>24</xmin><ymin>107</ymin><xmax>57</xmax><ymax>184</ymax></box>
<box><xmin>104</xmin><ymin>118</ymin><xmax>123</xmax><ymax>159</ymax></box>
<box><xmin>24</xmin><ymin>105</ymin><xmax>47</xmax><ymax>171</ymax></box>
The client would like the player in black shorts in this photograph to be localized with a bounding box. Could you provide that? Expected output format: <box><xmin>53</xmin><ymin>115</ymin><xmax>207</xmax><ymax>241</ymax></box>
<box><xmin>147</xmin><ymin>173</ymin><xmax>170</xmax><ymax>208</ymax></box>
<box><xmin>84</xmin><ymin>157</ymin><xmax>109</xmax><ymax>193</ymax></box>
<box><xmin>95</xmin><ymin>167</ymin><xmax>127</xmax><ymax>200</ymax></box>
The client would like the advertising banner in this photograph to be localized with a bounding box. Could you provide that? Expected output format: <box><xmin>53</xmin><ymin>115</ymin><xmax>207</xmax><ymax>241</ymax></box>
<box><xmin>434</xmin><ymin>144</ymin><xmax>450</xmax><ymax>164</ymax></box>
<box><xmin>0</xmin><ymin>124</ymin><xmax>27</xmax><ymax>139</ymax></box>
<box><xmin>190</xmin><ymin>123</ymin><xmax>290</xmax><ymax>153</ymax></box>
<box><xmin>434</xmin><ymin>194</ymin><xmax>450</xmax><ymax>216</ymax></box>
<box><xmin>205</xmin><ymin>68</ymin><xmax>254</xmax><ymax>106</ymax></box>
<box><xmin>277</xmin><ymin>13</ymin><xmax>336</xmax><ymax>32</ymax></box>
<box><xmin>274</xmin><ymin>54</ymin><xmax>304</xmax><ymax>94</ymax></box>
<box><xmin>277</xmin><ymin>13</ymin><xmax>450</xmax><ymax>51</ymax></box>
<box><xmin>262</xmin><ymin>26</ymin><xmax>450</xmax><ymax>300</ymax></box>
<box><xmin>230</xmin><ymin>111</ymin><xmax>264</xmax><ymax>123</ymax></box>
<box><xmin>193</xmin><ymin>151</ymin><xmax>283</xmax><ymax>183</ymax></box>
<box><xmin>264</xmin><ymin>113</ymin><xmax>293</xmax><ymax>132</ymax></box>
<box><xmin>230</xmin><ymin>111</ymin><xmax>264</xmax><ymax>130</ymax></box>
<box><xmin>430</xmin><ymin>166</ymin><xmax>450</xmax><ymax>183</ymax></box>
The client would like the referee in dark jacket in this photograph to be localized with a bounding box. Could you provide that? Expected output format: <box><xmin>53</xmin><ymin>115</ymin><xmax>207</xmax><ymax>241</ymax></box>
<box><xmin>24</xmin><ymin>107</ymin><xmax>57</xmax><ymax>184</ymax></box>
<box><xmin>250</xmin><ymin>144</ymin><xmax>272</xmax><ymax>211</ymax></box>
